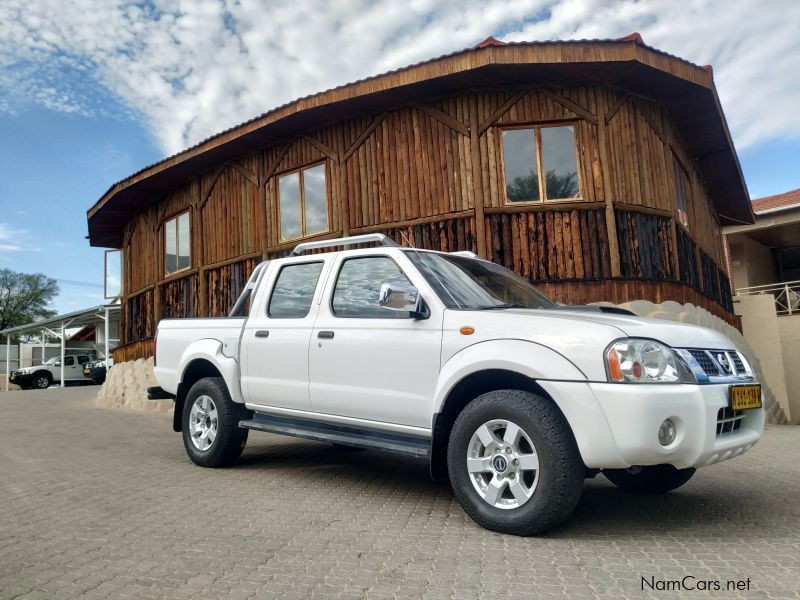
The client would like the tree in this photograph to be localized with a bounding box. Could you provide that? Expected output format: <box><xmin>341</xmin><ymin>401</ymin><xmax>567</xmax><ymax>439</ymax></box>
<box><xmin>0</xmin><ymin>269</ymin><xmax>59</xmax><ymax>333</ymax></box>
<box><xmin>506</xmin><ymin>170</ymin><xmax>579</xmax><ymax>202</ymax></box>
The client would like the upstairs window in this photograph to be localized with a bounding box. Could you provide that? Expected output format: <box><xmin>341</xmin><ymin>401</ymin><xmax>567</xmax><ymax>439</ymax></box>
<box><xmin>502</xmin><ymin>125</ymin><xmax>581</xmax><ymax>203</ymax></box>
<box><xmin>278</xmin><ymin>163</ymin><xmax>329</xmax><ymax>241</ymax></box>
<box><xmin>164</xmin><ymin>211</ymin><xmax>191</xmax><ymax>275</ymax></box>
<box><xmin>674</xmin><ymin>159</ymin><xmax>690</xmax><ymax>228</ymax></box>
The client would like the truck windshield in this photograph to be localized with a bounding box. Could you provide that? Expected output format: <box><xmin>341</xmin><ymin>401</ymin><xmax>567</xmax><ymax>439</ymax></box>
<box><xmin>404</xmin><ymin>251</ymin><xmax>556</xmax><ymax>310</ymax></box>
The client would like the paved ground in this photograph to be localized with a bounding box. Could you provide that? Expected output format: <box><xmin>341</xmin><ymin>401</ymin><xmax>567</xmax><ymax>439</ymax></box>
<box><xmin>1</xmin><ymin>388</ymin><xmax>799</xmax><ymax>600</ymax></box>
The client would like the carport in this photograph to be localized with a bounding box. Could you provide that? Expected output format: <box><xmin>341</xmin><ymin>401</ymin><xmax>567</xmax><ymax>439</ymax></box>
<box><xmin>2</xmin><ymin>304</ymin><xmax>120</xmax><ymax>391</ymax></box>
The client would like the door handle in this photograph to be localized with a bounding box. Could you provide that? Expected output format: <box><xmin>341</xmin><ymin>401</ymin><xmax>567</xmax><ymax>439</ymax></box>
<box><xmin>317</xmin><ymin>331</ymin><xmax>334</xmax><ymax>339</ymax></box>
<box><xmin>254</xmin><ymin>330</ymin><xmax>270</xmax><ymax>338</ymax></box>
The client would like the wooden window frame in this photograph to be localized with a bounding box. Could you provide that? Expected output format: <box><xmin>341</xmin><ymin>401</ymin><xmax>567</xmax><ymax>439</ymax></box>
<box><xmin>673</xmin><ymin>156</ymin><xmax>690</xmax><ymax>230</ymax></box>
<box><xmin>103</xmin><ymin>248</ymin><xmax>124</xmax><ymax>299</ymax></box>
<box><xmin>276</xmin><ymin>161</ymin><xmax>331</xmax><ymax>242</ymax></box>
<box><xmin>499</xmin><ymin>120</ymin><xmax>584</xmax><ymax>206</ymax></box>
<box><xmin>162</xmin><ymin>209</ymin><xmax>192</xmax><ymax>277</ymax></box>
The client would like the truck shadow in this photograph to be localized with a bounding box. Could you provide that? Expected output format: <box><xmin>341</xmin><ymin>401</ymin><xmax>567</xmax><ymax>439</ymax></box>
<box><xmin>235</xmin><ymin>438</ymin><xmax>768</xmax><ymax>540</ymax></box>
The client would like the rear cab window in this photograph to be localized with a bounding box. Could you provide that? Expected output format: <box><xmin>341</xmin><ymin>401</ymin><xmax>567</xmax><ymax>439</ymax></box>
<box><xmin>267</xmin><ymin>261</ymin><xmax>325</xmax><ymax>318</ymax></box>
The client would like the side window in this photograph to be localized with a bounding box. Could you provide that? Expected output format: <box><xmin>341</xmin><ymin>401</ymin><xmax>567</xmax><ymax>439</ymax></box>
<box><xmin>332</xmin><ymin>256</ymin><xmax>412</xmax><ymax>319</ymax></box>
<box><xmin>78</xmin><ymin>356</ymin><xmax>90</xmax><ymax>365</ymax></box>
<box><xmin>674</xmin><ymin>158</ymin><xmax>690</xmax><ymax>228</ymax></box>
<box><xmin>268</xmin><ymin>262</ymin><xmax>324</xmax><ymax>318</ymax></box>
<box><xmin>64</xmin><ymin>357</ymin><xmax>75</xmax><ymax>366</ymax></box>
<box><xmin>164</xmin><ymin>210</ymin><xmax>191</xmax><ymax>275</ymax></box>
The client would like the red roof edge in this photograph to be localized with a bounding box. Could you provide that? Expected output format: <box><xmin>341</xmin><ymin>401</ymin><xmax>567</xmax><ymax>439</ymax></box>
<box><xmin>473</xmin><ymin>36</ymin><xmax>507</xmax><ymax>49</ymax></box>
<box><xmin>751</xmin><ymin>187</ymin><xmax>800</xmax><ymax>214</ymax></box>
<box><xmin>617</xmin><ymin>32</ymin><xmax>644</xmax><ymax>44</ymax></box>
<box><xmin>701</xmin><ymin>64</ymin><xmax>714</xmax><ymax>75</ymax></box>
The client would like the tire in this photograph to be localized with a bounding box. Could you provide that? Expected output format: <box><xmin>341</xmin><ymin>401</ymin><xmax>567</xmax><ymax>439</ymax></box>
<box><xmin>33</xmin><ymin>373</ymin><xmax>52</xmax><ymax>389</ymax></box>
<box><xmin>181</xmin><ymin>377</ymin><xmax>250</xmax><ymax>468</ymax></box>
<box><xmin>447</xmin><ymin>389</ymin><xmax>584</xmax><ymax>536</ymax></box>
<box><xmin>604</xmin><ymin>465</ymin><xmax>695</xmax><ymax>494</ymax></box>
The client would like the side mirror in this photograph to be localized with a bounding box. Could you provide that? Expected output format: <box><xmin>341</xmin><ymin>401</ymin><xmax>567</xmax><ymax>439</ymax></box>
<box><xmin>378</xmin><ymin>282</ymin><xmax>423</xmax><ymax>316</ymax></box>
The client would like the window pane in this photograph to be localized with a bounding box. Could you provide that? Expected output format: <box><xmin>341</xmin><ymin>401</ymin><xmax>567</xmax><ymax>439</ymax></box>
<box><xmin>64</xmin><ymin>357</ymin><xmax>74</xmax><ymax>366</ymax></box>
<box><xmin>164</xmin><ymin>217</ymin><xmax>177</xmax><ymax>274</ymax></box>
<box><xmin>268</xmin><ymin>262</ymin><xmax>324</xmax><ymax>318</ymax></box>
<box><xmin>332</xmin><ymin>257</ymin><xmax>411</xmax><ymax>318</ymax></box>
<box><xmin>105</xmin><ymin>250</ymin><xmax>122</xmax><ymax>298</ymax></box>
<box><xmin>279</xmin><ymin>172</ymin><xmax>301</xmax><ymax>240</ymax></box>
<box><xmin>303</xmin><ymin>164</ymin><xmax>328</xmax><ymax>235</ymax></box>
<box><xmin>502</xmin><ymin>129</ymin><xmax>539</xmax><ymax>203</ymax></box>
<box><xmin>541</xmin><ymin>126</ymin><xmax>580</xmax><ymax>200</ymax></box>
<box><xmin>177</xmin><ymin>212</ymin><xmax>191</xmax><ymax>270</ymax></box>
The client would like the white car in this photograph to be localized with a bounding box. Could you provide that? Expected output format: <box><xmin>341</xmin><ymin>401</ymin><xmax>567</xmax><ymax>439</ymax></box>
<box><xmin>149</xmin><ymin>234</ymin><xmax>764</xmax><ymax>535</ymax></box>
<box><xmin>11</xmin><ymin>353</ymin><xmax>94</xmax><ymax>389</ymax></box>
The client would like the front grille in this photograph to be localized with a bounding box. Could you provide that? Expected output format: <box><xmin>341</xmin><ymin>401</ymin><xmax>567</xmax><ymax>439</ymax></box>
<box><xmin>716</xmin><ymin>407</ymin><xmax>744</xmax><ymax>436</ymax></box>
<box><xmin>731</xmin><ymin>353</ymin><xmax>745</xmax><ymax>373</ymax></box>
<box><xmin>689</xmin><ymin>350</ymin><xmax>719</xmax><ymax>375</ymax></box>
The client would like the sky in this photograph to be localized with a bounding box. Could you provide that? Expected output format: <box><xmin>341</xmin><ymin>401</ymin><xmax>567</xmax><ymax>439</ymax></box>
<box><xmin>0</xmin><ymin>0</ymin><xmax>799</xmax><ymax>314</ymax></box>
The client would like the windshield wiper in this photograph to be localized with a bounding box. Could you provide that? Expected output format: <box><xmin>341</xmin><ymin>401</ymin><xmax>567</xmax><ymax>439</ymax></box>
<box><xmin>474</xmin><ymin>303</ymin><xmax>529</xmax><ymax>310</ymax></box>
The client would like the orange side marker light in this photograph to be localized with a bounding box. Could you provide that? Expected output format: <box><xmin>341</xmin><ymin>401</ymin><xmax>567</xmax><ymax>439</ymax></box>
<box><xmin>460</xmin><ymin>326</ymin><xmax>475</xmax><ymax>335</ymax></box>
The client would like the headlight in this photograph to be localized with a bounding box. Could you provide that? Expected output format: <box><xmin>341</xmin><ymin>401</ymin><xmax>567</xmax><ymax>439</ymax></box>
<box><xmin>605</xmin><ymin>339</ymin><xmax>687</xmax><ymax>383</ymax></box>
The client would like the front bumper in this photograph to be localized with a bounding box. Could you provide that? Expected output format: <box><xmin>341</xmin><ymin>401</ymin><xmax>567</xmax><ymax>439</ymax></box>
<box><xmin>9</xmin><ymin>373</ymin><xmax>34</xmax><ymax>386</ymax></box>
<box><xmin>538</xmin><ymin>380</ymin><xmax>764</xmax><ymax>470</ymax></box>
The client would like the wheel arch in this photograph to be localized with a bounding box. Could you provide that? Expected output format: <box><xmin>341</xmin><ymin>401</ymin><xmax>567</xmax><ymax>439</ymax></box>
<box><xmin>173</xmin><ymin>359</ymin><xmax>224</xmax><ymax>432</ymax></box>
<box><xmin>430</xmin><ymin>369</ymin><xmax>580</xmax><ymax>481</ymax></box>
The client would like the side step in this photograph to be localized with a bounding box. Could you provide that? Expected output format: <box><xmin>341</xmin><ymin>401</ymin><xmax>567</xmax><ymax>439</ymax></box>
<box><xmin>239</xmin><ymin>413</ymin><xmax>431</xmax><ymax>458</ymax></box>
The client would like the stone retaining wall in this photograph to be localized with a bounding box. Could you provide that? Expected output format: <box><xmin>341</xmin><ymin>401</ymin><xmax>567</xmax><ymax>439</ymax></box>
<box><xmin>95</xmin><ymin>357</ymin><xmax>172</xmax><ymax>413</ymax></box>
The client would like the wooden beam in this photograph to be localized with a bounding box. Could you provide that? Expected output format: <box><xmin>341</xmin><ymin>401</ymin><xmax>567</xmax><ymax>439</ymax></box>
<box><xmin>415</xmin><ymin>103</ymin><xmax>470</xmax><ymax>137</ymax></box>
<box><xmin>468</xmin><ymin>96</ymin><xmax>487</xmax><ymax>257</ymax></box>
<box><xmin>604</xmin><ymin>92</ymin><xmax>629</xmax><ymax>125</ymax></box>
<box><xmin>351</xmin><ymin>209</ymin><xmax>475</xmax><ymax>234</ymax></box>
<box><xmin>198</xmin><ymin>168</ymin><xmax>223</xmax><ymax>211</ymax></box>
<box><xmin>478</xmin><ymin>90</ymin><xmax>527</xmax><ymax>136</ymax></box>
<box><xmin>639</xmin><ymin>108</ymin><xmax>669</xmax><ymax>148</ymax></box>
<box><xmin>303</xmin><ymin>135</ymin><xmax>339</xmax><ymax>162</ymax></box>
<box><xmin>596</xmin><ymin>119</ymin><xmax>621</xmax><ymax>277</ymax></box>
<box><xmin>485</xmin><ymin>201</ymin><xmax>606</xmax><ymax>215</ymax></box>
<box><xmin>539</xmin><ymin>89</ymin><xmax>598</xmax><ymax>125</ymax></box>
<box><xmin>229</xmin><ymin>161</ymin><xmax>259</xmax><ymax>186</ymax></box>
<box><xmin>342</xmin><ymin>114</ymin><xmax>387</xmax><ymax>162</ymax></box>
<box><xmin>263</xmin><ymin>143</ymin><xmax>292</xmax><ymax>183</ymax></box>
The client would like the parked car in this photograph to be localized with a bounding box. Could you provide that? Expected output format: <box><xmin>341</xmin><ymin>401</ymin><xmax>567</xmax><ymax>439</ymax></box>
<box><xmin>83</xmin><ymin>359</ymin><xmax>108</xmax><ymax>385</ymax></box>
<box><xmin>11</xmin><ymin>353</ymin><xmax>94</xmax><ymax>389</ymax></box>
<box><xmin>148</xmin><ymin>234</ymin><xmax>764</xmax><ymax>535</ymax></box>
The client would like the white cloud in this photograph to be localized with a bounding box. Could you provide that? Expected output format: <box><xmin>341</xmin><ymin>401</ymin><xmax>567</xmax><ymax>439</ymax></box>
<box><xmin>0</xmin><ymin>0</ymin><xmax>797</xmax><ymax>155</ymax></box>
<box><xmin>0</xmin><ymin>223</ymin><xmax>40</xmax><ymax>253</ymax></box>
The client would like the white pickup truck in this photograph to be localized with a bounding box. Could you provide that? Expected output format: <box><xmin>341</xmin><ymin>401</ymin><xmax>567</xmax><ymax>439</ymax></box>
<box><xmin>149</xmin><ymin>234</ymin><xmax>764</xmax><ymax>535</ymax></box>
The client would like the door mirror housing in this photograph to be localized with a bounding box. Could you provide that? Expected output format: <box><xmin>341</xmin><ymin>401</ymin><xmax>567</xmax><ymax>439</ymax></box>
<box><xmin>378</xmin><ymin>282</ymin><xmax>426</xmax><ymax>318</ymax></box>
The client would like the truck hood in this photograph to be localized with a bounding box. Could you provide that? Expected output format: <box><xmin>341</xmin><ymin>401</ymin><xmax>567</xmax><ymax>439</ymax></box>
<box><xmin>445</xmin><ymin>308</ymin><xmax>736</xmax><ymax>381</ymax></box>
<box><xmin>544</xmin><ymin>309</ymin><xmax>735</xmax><ymax>349</ymax></box>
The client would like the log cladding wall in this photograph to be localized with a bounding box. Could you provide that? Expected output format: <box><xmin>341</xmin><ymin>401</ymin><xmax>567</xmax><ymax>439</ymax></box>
<box><xmin>117</xmin><ymin>84</ymin><xmax>738</xmax><ymax>347</ymax></box>
<box><xmin>484</xmin><ymin>208</ymin><xmax>611</xmax><ymax>281</ymax></box>
<box><xmin>160</xmin><ymin>273</ymin><xmax>198</xmax><ymax>320</ymax></box>
<box><xmin>615</xmin><ymin>210</ymin><xmax>674</xmax><ymax>280</ymax></box>
<box><xmin>204</xmin><ymin>257</ymin><xmax>261</xmax><ymax>317</ymax></box>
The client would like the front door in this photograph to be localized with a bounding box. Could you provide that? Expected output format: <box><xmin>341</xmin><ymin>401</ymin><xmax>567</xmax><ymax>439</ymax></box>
<box><xmin>241</xmin><ymin>259</ymin><xmax>328</xmax><ymax>412</ymax></box>
<box><xmin>308</xmin><ymin>254</ymin><xmax>442</xmax><ymax>430</ymax></box>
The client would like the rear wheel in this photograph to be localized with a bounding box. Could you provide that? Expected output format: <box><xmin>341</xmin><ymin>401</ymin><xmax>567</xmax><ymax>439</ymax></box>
<box><xmin>604</xmin><ymin>465</ymin><xmax>695</xmax><ymax>494</ymax></box>
<box><xmin>181</xmin><ymin>377</ymin><xmax>249</xmax><ymax>468</ymax></box>
<box><xmin>447</xmin><ymin>389</ymin><xmax>584</xmax><ymax>536</ymax></box>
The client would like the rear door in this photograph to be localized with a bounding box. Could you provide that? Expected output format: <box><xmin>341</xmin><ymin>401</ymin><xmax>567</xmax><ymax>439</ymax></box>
<box><xmin>240</xmin><ymin>257</ymin><xmax>331</xmax><ymax>412</ymax></box>
<box><xmin>308</xmin><ymin>252</ymin><xmax>443</xmax><ymax>429</ymax></box>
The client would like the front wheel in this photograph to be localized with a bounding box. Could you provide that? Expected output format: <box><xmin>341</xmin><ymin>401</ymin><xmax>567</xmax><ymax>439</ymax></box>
<box><xmin>181</xmin><ymin>377</ymin><xmax>249</xmax><ymax>468</ymax></box>
<box><xmin>604</xmin><ymin>465</ymin><xmax>695</xmax><ymax>494</ymax></box>
<box><xmin>447</xmin><ymin>389</ymin><xmax>584</xmax><ymax>536</ymax></box>
<box><xmin>33</xmin><ymin>373</ymin><xmax>51</xmax><ymax>389</ymax></box>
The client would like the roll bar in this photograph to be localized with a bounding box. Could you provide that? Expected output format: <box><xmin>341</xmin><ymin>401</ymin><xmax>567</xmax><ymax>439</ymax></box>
<box><xmin>290</xmin><ymin>233</ymin><xmax>399</xmax><ymax>256</ymax></box>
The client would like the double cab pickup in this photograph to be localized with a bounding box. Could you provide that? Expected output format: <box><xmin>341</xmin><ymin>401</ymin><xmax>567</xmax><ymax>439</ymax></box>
<box><xmin>150</xmin><ymin>234</ymin><xmax>764</xmax><ymax>535</ymax></box>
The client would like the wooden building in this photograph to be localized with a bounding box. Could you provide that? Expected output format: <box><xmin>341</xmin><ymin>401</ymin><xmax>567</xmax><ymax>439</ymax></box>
<box><xmin>86</xmin><ymin>35</ymin><xmax>754</xmax><ymax>363</ymax></box>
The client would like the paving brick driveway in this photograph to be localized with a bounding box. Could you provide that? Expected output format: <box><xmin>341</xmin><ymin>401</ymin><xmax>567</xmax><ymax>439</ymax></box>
<box><xmin>1</xmin><ymin>387</ymin><xmax>799</xmax><ymax>600</ymax></box>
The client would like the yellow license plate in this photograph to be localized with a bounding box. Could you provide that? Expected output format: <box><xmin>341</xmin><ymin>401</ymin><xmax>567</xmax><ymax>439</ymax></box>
<box><xmin>730</xmin><ymin>384</ymin><xmax>762</xmax><ymax>410</ymax></box>
<box><xmin>83</xmin><ymin>369</ymin><xmax>91</xmax><ymax>375</ymax></box>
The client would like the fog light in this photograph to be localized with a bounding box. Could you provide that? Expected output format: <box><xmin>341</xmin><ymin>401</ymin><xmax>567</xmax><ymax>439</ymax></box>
<box><xmin>658</xmin><ymin>419</ymin><xmax>676</xmax><ymax>446</ymax></box>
